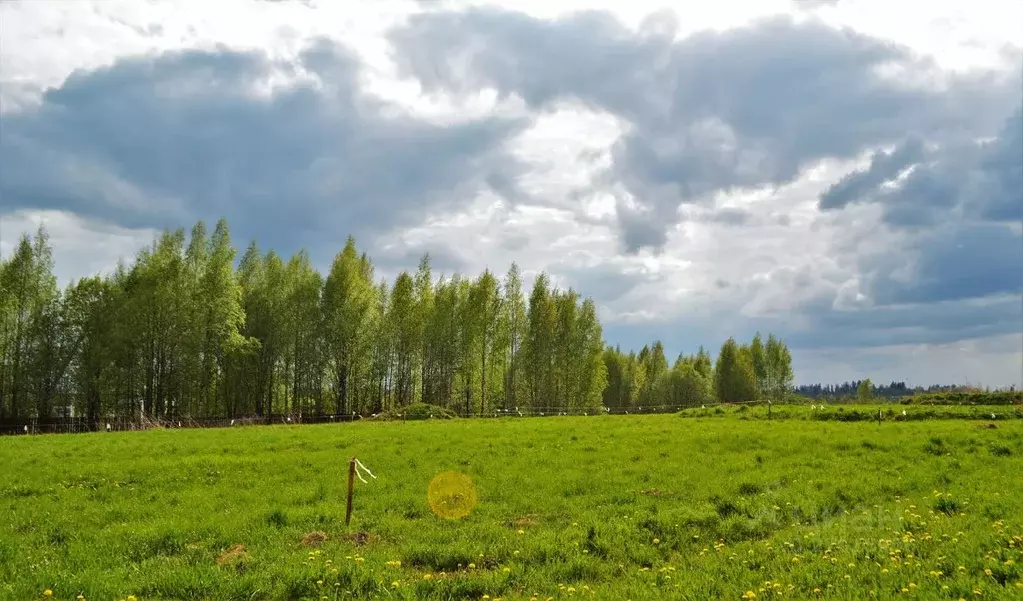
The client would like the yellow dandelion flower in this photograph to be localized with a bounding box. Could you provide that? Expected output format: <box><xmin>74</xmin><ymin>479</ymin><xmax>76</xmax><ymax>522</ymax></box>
<box><xmin>469</xmin><ymin>563</ymin><xmax>476</xmax><ymax>569</ymax></box>
<box><xmin>43</xmin><ymin>591</ymin><xmax>53</xmax><ymax>598</ymax></box>
<box><xmin>423</xmin><ymin>574</ymin><xmax>433</xmax><ymax>580</ymax></box>
<box><xmin>652</xmin><ymin>538</ymin><xmax>660</xmax><ymax>545</ymax></box>
<box><xmin>518</xmin><ymin>529</ymin><xmax>525</xmax><ymax>535</ymax></box>
<box><xmin>503</xmin><ymin>567</ymin><xmax>511</xmax><ymax>573</ymax></box>
<box><xmin>984</xmin><ymin>569</ymin><xmax>992</xmax><ymax>576</ymax></box>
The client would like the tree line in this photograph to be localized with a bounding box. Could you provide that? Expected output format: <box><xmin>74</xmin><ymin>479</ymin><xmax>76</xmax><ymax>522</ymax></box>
<box><xmin>792</xmin><ymin>381</ymin><xmax>1009</xmax><ymax>401</ymax></box>
<box><xmin>602</xmin><ymin>333</ymin><xmax>793</xmax><ymax>410</ymax></box>
<box><xmin>0</xmin><ymin>220</ymin><xmax>794</xmax><ymax>425</ymax></box>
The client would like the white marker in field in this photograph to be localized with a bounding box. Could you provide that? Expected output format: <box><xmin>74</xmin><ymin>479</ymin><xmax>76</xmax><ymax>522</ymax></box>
<box><xmin>353</xmin><ymin>458</ymin><xmax>377</xmax><ymax>484</ymax></box>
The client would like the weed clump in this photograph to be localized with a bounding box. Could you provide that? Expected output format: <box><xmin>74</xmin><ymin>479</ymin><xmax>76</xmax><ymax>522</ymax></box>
<box><xmin>988</xmin><ymin>443</ymin><xmax>1012</xmax><ymax>457</ymax></box>
<box><xmin>265</xmin><ymin>509</ymin><xmax>288</xmax><ymax>529</ymax></box>
<box><xmin>933</xmin><ymin>496</ymin><xmax>960</xmax><ymax>516</ymax></box>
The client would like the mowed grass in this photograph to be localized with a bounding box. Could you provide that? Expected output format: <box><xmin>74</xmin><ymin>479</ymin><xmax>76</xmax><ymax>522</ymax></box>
<box><xmin>1</xmin><ymin>412</ymin><xmax>1022</xmax><ymax>600</ymax></box>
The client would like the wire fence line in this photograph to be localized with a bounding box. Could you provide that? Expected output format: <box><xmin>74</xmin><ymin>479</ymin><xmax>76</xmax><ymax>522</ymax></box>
<box><xmin>1</xmin><ymin>400</ymin><xmax>769</xmax><ymax>436</ymax></box>
<box><xmin>0</xmin><ymin>412</ymin><xmax>360</xmax><ymax>436</ymax></box>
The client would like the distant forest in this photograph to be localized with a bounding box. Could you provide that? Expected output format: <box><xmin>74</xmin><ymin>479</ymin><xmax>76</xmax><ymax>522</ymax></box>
<box><xmin>794</xmin><ymin>381</ymin><xmax>1015</xmax><ymax>401</ymax></box>
<box><xmin>0</xmin><ymin>220</ymin><xmax>797</xmax><ymax>425</ymax></box>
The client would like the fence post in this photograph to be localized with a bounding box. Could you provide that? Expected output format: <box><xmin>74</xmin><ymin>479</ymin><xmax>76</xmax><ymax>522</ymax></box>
<box><xmin>345</xmin><ymin>457</ymin><xmax>356</xmax><ymax>527</ymax></box>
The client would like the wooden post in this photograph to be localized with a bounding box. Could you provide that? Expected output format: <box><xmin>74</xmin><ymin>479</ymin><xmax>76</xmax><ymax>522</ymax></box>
<box><xmin>345</xmin><ymin>457</ymin><xmax>356</xmax><ymax>527</ymax></box>
<box><xmin>878</xmin><ymin>408</ymin><xmax>882</xmax><ymax>426</ymax></box>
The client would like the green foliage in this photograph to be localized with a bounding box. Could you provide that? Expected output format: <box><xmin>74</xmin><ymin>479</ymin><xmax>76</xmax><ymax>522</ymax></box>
<box><xmin>902</xmin><ymin>391</ymin><xmax>1022</xmax><ymax>406</ymax></box>
<box><xmin>373</xmin><ymin>402</ymin><xmax>457</xmax><ymax>421</ymax></box>
<box><xmin>857</xmin><ymin>378</ymin><xmax>874</xmax><ymax>403</ymax></box>
<box><xmin>679</xmin><ymin>403</ymin><xmax>1023</xmax><ymax>422</ymax></box>
<box><xmin>0</xmin><ymin>221</ymin><xmax>796</xmax><ymax>423</ymax></box>
<box><xmin>602</xmin><ymin>336</ymin><xmax>792</xmax><ymax>410</ymax></box>
<box><xmin>714</xmin><ymin>337</ymin><xmax>757</xmax><ymax>403</ymax></box>
<box><xmin>1</xmin><ymin>415</ymin><xmax>1020</xmax><ymax>599</ymax></box>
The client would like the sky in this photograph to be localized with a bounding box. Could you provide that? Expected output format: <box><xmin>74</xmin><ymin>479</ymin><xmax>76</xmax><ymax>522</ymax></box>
<box><xmin>0</xmin><ymin>0</ymin><xmax>1021</xmax><ymax>388</ymax></box>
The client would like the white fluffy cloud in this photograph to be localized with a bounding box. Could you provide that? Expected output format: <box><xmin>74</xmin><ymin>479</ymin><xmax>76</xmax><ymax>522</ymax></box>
<box><xmin>1</xmin><ymin>0</ymin><xmax>1020</xmax><ymax>387</ymax></box>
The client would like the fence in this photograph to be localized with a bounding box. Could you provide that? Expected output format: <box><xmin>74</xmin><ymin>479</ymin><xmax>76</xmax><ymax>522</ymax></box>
<box><xmin>0</xmin><ymin>412</ymin><xmax>361</xmax><ymax>436</ymax></box>
<box><xmin>0</xmin><ymin>399</ymin><xmax>769</xmax><ymax>436</ymax></box>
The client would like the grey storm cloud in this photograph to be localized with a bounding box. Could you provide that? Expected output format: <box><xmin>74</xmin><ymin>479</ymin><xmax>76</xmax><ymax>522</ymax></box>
<box><xmin>863</xmin><ymin>223</ymin><xmax>1023</xmax><ymax>306</ymax></box>
<box><xmin>0</xmin><ymin>39</ymin><xmax>529</xmax><ymax>261</ymax></box>
<box><xmin>820</xmin><ymin>108</ymin><xmax>1022</xmax><ymax>225</ymax></box>
<box><xmin>818</xmin><ymin>107</ymin><xmax>1022</xmax><ymax>310</ymax></box>
<box><xmin>391</xmin><ymin>9</ymin><xmax>1021</xmax><ymax>253</ymax></box>
<box><xmin>818</xmin><ymin>137</ymin><xmax>926</xmax><ymax>210</ymax></box>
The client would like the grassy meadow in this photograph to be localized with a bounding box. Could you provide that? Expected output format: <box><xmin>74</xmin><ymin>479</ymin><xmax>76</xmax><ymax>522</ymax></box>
<box><xmin>1</xmin><ymin>409</ymin><xmax>1022</xmax><ymax>600</ymax></box>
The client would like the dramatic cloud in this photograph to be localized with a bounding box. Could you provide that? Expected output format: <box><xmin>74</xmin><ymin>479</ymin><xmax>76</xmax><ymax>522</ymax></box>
<box><xmin>0</xmin><ymin>41</ymin><xmax>527</xmax><ymax>260</ymax></box>
<box><xmin>821</xmin><ymin>108</ymin><xmax>1023</xmax><ymax>225</ymax></box>
<box><xmin>1</xmin><ymin>0</ymin><xmax>1020</xmax><ymax>387</ymax></box>
<box><xmin>392</xmin><ymin>8</ymin><xmax>1021</xmax><ymax>252</ymax></box>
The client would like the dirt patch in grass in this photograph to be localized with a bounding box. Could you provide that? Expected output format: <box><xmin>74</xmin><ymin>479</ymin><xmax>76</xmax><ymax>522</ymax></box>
<box><xmin>339</xmin><ymin>531</ymin><xmax>374</xmax><ymax>546</ymax></box>
<box><xmin>301</xmin><ymin>531</ymin><xmax>328</xmax><ymax>547</ymax></box>
<box><xmin>216</xmin><ymin>543</ymin><xmax>250</xmax><ymax>570</ymax></box>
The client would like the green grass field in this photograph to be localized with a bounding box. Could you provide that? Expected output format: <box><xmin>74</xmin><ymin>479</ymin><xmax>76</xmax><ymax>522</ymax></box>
<box><xmin>2</xmin><ymin>410</ymin><xmax>1022</xmax><ymax>600</ymax></box>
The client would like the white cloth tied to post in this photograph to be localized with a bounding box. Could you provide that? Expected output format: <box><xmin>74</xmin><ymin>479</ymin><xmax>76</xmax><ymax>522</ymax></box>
<box><xmin>353</xmin><ymin>458</ymin><xmax>377</xmax><ymax>484</ymax></box>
